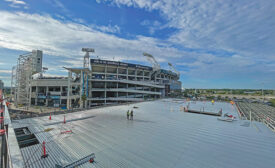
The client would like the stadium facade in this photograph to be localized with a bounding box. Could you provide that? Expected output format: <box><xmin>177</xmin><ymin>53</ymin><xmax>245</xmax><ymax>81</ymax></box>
<box><xmin>13</xmin><ymin>50</ymin><xmax>181</xmax><ymax>109</ymax></box>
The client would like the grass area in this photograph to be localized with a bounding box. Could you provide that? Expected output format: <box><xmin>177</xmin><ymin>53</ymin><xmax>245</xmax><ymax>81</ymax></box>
<box><xmin>270</xmin><ymin>99</ymin><xmax>275</xmax><ymax>107</ymax></box>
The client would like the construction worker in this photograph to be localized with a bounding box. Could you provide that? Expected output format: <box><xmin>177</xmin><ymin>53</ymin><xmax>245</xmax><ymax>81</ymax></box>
<box><xmin>130</xmin><ymin>110</ymin><xmax>133</xmax><ymax>120</ymax></box>
<box><xmin>127</xmin><ymin>110</ymin><xmax>130</xmax><ymax>120</ymax></box>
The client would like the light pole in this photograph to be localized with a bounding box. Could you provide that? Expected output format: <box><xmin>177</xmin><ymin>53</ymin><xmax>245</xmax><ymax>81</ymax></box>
<box><xmin>262</xmin><ymin>82</ymin><xmax>264</xmax><ymax>103</ymax></box>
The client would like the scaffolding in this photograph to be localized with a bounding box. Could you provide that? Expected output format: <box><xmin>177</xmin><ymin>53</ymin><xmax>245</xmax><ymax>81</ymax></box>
<box><xmin>10</xmin><ymin>66</ymin><xmax>16</xmax><ymax>102</ymax></box>
<box><xmin>14</xmin><ymin>50</ymin><xmax>43</xmax><ymax>108</ymax></box>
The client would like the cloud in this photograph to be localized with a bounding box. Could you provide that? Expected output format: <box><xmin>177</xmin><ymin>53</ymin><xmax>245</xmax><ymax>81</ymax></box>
<box><xmin>0</xmin><ymin>76</ymin><xmax>10</xmax><ymax>79</ymax></box>
<box><xmin>0</xmin><ymin>11</ymin><xmax>184</xmax><ymax>65</ymax></box>
<box><xmin>99</xmin><ymin>0</ymin><xmax>275</xmax><ymax>60</ymax></box>
<box><xmin>141</xmin><ymin>20</ymin><xmax>162</xmax><ymax>35</ymax></box>
<box><xmin>91</xmin><ymin>24</ymin><xmax>121</xmax><ymax>34</ymax></box>
<box><xmin>5</xmin><ymin>0</ymin><xmax>25</xmax><ymax>5</ymax></box>
<box><xmin>95</xmin><ymin>0</ymin><xmax>275</xmax><ymax>88</ymax></box>
<box><xmin>1</xmin><ymin>0</ymin><xmax>275</xmax><ymax>89</ymax></box>
<box><xmin>0</xmin><ymin>70</ymin><xmax>12</xmax><ymax>74</ymax></box>
<box><xmin>4</xmin><ymin>0</ymin><xmax>27</xmax><ymax>8</ymax></box>
<box><xmin>140</xmin><ymin>20</ymin><xmax>150</xmax><ymax>26</ymax></box>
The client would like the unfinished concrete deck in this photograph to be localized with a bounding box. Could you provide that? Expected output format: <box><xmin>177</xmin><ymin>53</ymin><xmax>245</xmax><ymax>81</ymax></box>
<box><xmin>12</xmin><ymin>99</ymin><xmax>275</xmax><ymax>168</ymax></box>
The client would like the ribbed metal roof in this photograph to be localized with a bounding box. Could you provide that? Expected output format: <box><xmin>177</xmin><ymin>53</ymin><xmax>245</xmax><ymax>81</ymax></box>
<box><xmin>12</xmin><ymin>100</ymin><xmax>275</xmax><ymax>168</ymax></box>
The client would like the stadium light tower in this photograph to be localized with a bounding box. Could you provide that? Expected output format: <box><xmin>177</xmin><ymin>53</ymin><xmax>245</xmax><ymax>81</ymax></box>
<box><xmin>82</xmin><ymin>48</ymin><xmax>95</xmax><ymax>68</ymax></box>
<box><xmin>168</xmin><ymin>62</ymin><xmax>180</xmax><ymax>78</ymax></box>
<box><xmin>143</xmin><ymin>52</ymin><xmax>160</xmax><ymax>71</ymax></box>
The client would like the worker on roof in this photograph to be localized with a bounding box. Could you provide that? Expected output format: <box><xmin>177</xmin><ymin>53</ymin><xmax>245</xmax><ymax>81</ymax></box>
<box><xmin>127</xmin><ymin>110</ymin><xmax>130</xmax><ymax>120</ymax></box>
<box><xmin>130</xmin><ymin>110</ymin><xmax>133</xmax><ymax>120</ymax></box>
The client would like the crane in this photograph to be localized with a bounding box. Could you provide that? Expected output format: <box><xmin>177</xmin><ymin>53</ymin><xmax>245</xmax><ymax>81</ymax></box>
<box><xmin>168</xmin><ymin>62</ymin><xmax>180</xmax><ymax>78</ymax></box>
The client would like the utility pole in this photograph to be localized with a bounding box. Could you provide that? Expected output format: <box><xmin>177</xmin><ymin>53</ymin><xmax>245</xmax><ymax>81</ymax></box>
<box><xmin>262</xmin><ymin>82</ymin><xmax>264</xmax><ymax>103</ymax></box>
<box><xmin>250</xmin><ymin>110</ymin><xmax>252</xmax><ymax>125</ymax></box>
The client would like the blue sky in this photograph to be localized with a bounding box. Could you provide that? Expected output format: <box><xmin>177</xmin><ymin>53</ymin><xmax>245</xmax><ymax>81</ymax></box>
<box><xmin>0</xmin><ymin>0</ymin><xmax>274</xmax><ymax>89</ymax></box>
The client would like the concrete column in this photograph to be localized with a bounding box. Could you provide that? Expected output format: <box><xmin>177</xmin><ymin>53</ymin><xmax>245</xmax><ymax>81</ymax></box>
<box><xmin>143</xmin><ymin>85</ymin><xmax>145</xmax><ymax>100</ymax></box>
<box><xmin>117</xmin><ymin>81</ymin><xmax>119</xmax><ymax>98</ymax></box>
<box><xmin>59</xmin><ymin>86</ymin><xmax>62</xmax><ymax>105</ymax></box>
<box><xmin>29</xmin><ymin>85</ymin><xmax>32</xmax><ymax>107</ymax></box>
<box><xmin>126</xmin><ymin>68</ymin><xmax>128</xmax><ymax>80</ymax></box>
<box><xmin>67</xmin><ymin>71</ymin><xmax>72</xmax><ymax>110</ymax></box>
<box><xmin>35</xmin><ymin>86</ymin><xmax>38</xmax><ymax>105</ymax></box>
<box><xmin>80</xmin><ymin>70</ymin><xmax>83</xmax><ymax>108</ymax></box>
<box><xmin>85</xmin><ymin>72</ymin><xmax>89</xmax><ymax>108</ymax></box>
<box><xmin>126</xmin><ymin>83</ymin><xmax>128</xmax><ymax>98</ymax></box>
<box><xmin>104</xmin><ymin>65</ymin><xmax>107</xmax><ymax>79</ymax></box>
<box><xmin>143</xmin><ymin>71</ymin><xmax>144</xmax><ymax>81</ymax></box>
<box><xmin>104</xmin><ymin>82</ymin><xmax>107</xmax><ymax>104</ymax></box>
<box><xmin>45</xmin><ymin>86</ymin><xmax>49</xmax><ymax>106</ymax></box>
<box><xmin>90</xmin><ymin>80</ymin><xmax>93</xmax><ymax>107</ymax></box>
<box><xmin>117</xmin><ymin>67</ymin><xmax>119</xmax><ymax>80</ymax></box>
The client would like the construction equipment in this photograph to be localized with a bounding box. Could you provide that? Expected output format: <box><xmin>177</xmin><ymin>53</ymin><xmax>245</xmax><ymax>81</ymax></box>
<box><xmin>55</xmin><ymin>153</ymin><xmax>95</xmax><ymax>168</ymax></box>
<box><xmin>168</xmin><ymin>62</ymin><xmax>180</xmax><ymax>78</ymax></box>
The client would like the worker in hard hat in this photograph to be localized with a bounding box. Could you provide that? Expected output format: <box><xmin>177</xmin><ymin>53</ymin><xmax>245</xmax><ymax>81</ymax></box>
<box><xmin>127</xmin><ymin>110</ymin><xmax>130</xmax><ymax>120</ymax></box>
<box><xmin>130</xmin><ymin>110</ymin><xmax>133</xmax><ymax>120</ymax></box>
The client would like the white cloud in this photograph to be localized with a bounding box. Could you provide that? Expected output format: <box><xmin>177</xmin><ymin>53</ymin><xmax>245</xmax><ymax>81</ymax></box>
<box><xmin>140</xmin><ymin>20</ymin><xmax>150</xmax><ymax>26</ymax></box>
<box><xmin>0</xmin><ymin>70</ymin><xmax>12</xmax><ymax>74</ymax></box>
<box><xmin>0</xmin><ymin>76</ymin><xmax>10</xmax><ymax>79</ymax></box>
<box><xmin>1</xmin><ymin>0</ymin><xmax>275</xmax><ymax>88</ymax></box>
<box><xmin>95</xmin><ymin>0</ymin><xmax>275</xmax><ymax>88</ymax></box>
<box><xmin>4</xmin><ymin>0</ymin><xmax>27</xmax><ymax>8</ymax></box>
<box><xmin>5</xmin><ymin>0</ymin><xmax>26</xmax><ymax>5</ymax></box>
<box><xmin>91</xmin><ymin>24</ymin><xmax>121</xmax><ymax>34</ymax></box>
<box><xmin>140</xmin><ymin>20</ymin><xmax>162</xmax><ymax>35</ymax></box>
<box><xmin>99</xmin><ymin>0</ymin><xmax>275</xmax><ymax>61</ymax></box>
<box><xmin>0</xmin><ymin>11</ymin><xmax>183</xmax><ymax>65</ymax></box>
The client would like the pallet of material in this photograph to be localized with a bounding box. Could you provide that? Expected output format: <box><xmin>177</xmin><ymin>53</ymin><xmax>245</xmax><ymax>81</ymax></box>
<box><xmin>186</xmin><ymin>109</ymin><xmax>222</xmax><ymax>116</ymax></box>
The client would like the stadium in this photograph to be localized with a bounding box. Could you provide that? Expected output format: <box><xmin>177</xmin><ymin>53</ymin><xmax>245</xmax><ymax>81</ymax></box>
<box><xmin>12</xmin><ymin>50</ymin><xmax>181</xmax><ymax>109</ymax></box>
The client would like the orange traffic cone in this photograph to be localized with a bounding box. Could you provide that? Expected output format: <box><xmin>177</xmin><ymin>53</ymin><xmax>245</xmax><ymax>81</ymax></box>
<box><xmin>63</xmin><ymin>115</ymin><xmax>66</xmax><ymax>124</ymax></box>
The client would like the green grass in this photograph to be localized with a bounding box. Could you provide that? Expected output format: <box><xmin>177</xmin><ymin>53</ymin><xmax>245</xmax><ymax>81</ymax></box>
<box><xmin>270</xmin><ymin>99</ymin><xmax>275</xmax><ymax>107</ymax></box>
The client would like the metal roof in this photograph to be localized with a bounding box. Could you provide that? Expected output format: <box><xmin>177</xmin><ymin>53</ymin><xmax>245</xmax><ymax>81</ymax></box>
<box><xmin>12</xmin><ymin>99</ymin><xmax>275</xmax><ymax>168</ymax></box>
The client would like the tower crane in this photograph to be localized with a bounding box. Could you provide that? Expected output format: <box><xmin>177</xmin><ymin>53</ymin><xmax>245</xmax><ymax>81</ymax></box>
<box><xmin>168</xmin><ymin>62</ymin><xmax>180</xmax><ymax>78</ymax></box>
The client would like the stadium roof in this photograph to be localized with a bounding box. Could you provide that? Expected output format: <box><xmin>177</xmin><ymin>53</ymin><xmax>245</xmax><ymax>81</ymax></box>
<box><xmin>11</xmin><ymin>100</ymin><xmax>275</xmax><ymax>168</ymax></box>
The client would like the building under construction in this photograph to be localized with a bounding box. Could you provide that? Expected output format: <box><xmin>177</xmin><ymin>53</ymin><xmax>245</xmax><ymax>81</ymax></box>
<box><xmin>11</xmin><ymin>49</ymin><xmax>181</xmax><ymax>109</ymax></box>
<box><xmin>0</xmin><ymin>80</ymin><xmax>4</xmax><ymax>90</ymax></box>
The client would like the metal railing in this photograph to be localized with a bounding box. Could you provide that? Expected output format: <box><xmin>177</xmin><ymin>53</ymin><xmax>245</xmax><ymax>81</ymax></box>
<box><xmin>1</xmin><ymin>90</ymin><xmax>24</xmax><ymax>168</ymax></box>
